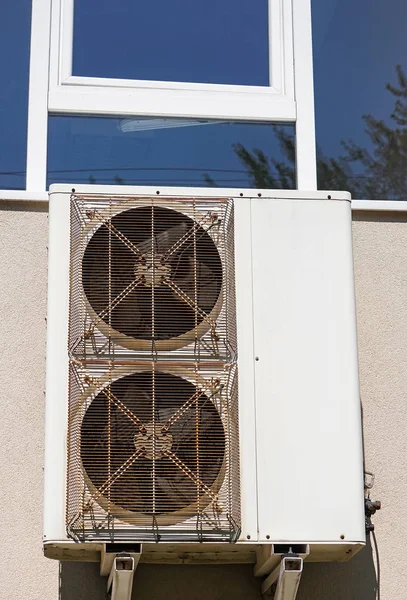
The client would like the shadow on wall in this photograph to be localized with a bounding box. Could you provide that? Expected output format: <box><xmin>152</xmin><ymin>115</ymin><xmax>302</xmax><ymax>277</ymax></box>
<box><xmin>60</xmin><ymin>541</ymin><xmax>377</xmax><ymax>600</ymax></box>
<box><xmin>59</xmin><ymin>563</ymin><xmax>263</xmax><ymax>600</ymax></box>
<box><xmin>298</xmin><ymin>540</ymin><xmax>378</xmax><ymax>600</ymax></box>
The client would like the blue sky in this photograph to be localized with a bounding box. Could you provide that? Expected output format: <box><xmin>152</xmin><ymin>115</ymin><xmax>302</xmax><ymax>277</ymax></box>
<box><xmin>0</xmin><ymin>0</ymin><xmax>406</xmax><ymax>191</ymax></box>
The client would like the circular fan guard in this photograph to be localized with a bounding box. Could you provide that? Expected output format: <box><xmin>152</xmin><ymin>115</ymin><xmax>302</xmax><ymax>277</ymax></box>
<box><xmin>80</xmin><ymin>370</ymin><xmax>226</xmax><ymax>525</ymax></box>
<box><xmin>82</xmin><ymin>206</ymin><xmax>223</xmax><ymax>351</ymax></box>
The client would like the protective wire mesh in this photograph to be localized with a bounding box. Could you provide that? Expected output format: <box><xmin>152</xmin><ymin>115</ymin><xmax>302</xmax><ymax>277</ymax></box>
<box><xmin>69</xmin><ymin>195</ymin><xmax>236</xmax><ymax>362</ymax></box>
<box><xmin>67</xmin><ymin>194</ymin><xmax>240</xmax><ymax>542</ymax></box>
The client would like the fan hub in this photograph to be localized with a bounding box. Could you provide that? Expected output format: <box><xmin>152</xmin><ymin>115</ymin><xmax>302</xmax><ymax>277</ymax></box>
<box><xmin>134</xmin><ymin>422</ymin><xmax>173</xmax><ymax>459</ymax></box>
<box><xmin>134</xmin><ymin>253</ymin><xmax>171</xmax><ymax>287</ymax></box>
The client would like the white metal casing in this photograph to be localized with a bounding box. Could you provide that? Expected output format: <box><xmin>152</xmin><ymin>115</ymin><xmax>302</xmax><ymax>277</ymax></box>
<box><xmin>44</xmin><ymin>185</ymin><xmax>365</xmax><ymax>554</ymax></box>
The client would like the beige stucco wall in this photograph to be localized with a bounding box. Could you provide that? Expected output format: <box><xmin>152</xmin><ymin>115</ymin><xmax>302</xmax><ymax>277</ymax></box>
<box><xmin>0</xmin><ymin>203</ymin><xmax>405</xmax><ymax>599</ymax></box>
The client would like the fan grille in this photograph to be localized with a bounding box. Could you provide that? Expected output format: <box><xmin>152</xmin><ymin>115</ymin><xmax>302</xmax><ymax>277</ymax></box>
<box><xmin>82</xmin><ymin>206</ymin><xmax>223</xmax><ymax>343</ymax></box>
<box><xmin>81</xmin><ymin>371</ymin><xmax>225</xmax><ymax>516</ymax></box>
<box><xmin>67</xmin><ymin>193</ymin><xmax>239</xmax><ymax>542</ymax></box>
<box><xmin>69</xmin><ymin>195</ymin><xmax>236</xmax><ymax>361</ymax></box>
<box><xmin>67</xmin><ymin>362</ymin><xmax>239</xmax><ymax>541</ymax></box>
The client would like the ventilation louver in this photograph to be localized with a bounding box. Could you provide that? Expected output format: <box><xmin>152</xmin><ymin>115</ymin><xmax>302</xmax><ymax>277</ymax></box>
<box><xmin>67</xmin><ymin>194</ymin><xmax>239</xmax><ymax>542</ymax></box>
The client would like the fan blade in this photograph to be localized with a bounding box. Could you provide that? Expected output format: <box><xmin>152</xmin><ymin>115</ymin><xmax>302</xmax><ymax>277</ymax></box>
<box><xmin>100</xmin><ymin>387</ymin><xmax>145</xmax><ymax>432</ymax></box>
<box><xmin>92</xmin><ymin>208</ymin><xmax>144</xmax><ymax>258</ymax></box>
<box><xmin>109</xmin><ymin>457</ymin><xmax>153</xmax><ymax>513</ymax></box>
<box><xmin>137</xmin><ymin>222</ymin><xmax>189</xmax><ymax>255</ymax></box>
<box><xmin>164</xmin><ymin>450</ymin><xmax>218</xmax><ymax>502</ymax></box>
<box><xmin>97</xmin><ymin>449</ymin><xmax>143</xmax><ymax>497</ymax></box>
<box><xmin>155</xmin><ymin>470</ymin><xmax>196</xmax><ymax>510</ymax></box>
<box><xmin>164</xmin><ymin>278</ymin><xmax>216</xmax><ymax>330</ymax></box>
<box><xmin>82</xmin><ymin>206</ymin><xmax>222</xmax><ymax>345</ymax></box>
<box><xmin>81</xmin><ymin>371</ymin><xmax>226</xmax><ymax>517</ymax></box>
<box><xmin>171</xmin><ymin>257</ymin><xmax>220</xmax><ymax>310</ymax></box>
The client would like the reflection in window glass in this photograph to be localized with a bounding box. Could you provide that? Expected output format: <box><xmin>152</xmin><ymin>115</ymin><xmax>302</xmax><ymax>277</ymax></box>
<box><xmin>47</xmin><ymin>116</ymin><xmax>295</xmax><ymax>190</ymax></box>
<box><xmin>73</xmin><ymin>0</ymin><xmax>269</xmax><ymax>86</ymax></box>
<box><xmin>0</xmin><ymin>0</ymin><xmax>31</xmax><ymax>190</ymax></box>
<box><xmin>312</xmin><ymin>0</ymin><xmax>407</xmax><ymax>199</ymax></box>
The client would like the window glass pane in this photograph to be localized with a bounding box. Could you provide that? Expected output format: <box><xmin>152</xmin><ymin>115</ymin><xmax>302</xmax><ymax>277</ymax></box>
<box><xmin>47</xmin><ymin>116</ymin><xmax>295</xmax><ymax>189</ymax></box>
<box><xmin>312</xmin><ymin>0</ymin><xmax>407</xmax><ymax>200</ymax></box>
<box><xmin>73</xmin><ymin>0</ymin><xmax>269</xmax><ymax>86</ymax></box>
<box><xmin>0</xmin><ymin>0</ymin><xmax>31</xmax><ymax>190</ymax></box>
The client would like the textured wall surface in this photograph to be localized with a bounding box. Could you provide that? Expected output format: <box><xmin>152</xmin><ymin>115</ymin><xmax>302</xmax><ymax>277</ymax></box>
<box><xmin>0</xmin><ymin>203</ymin><xmax>58</xmax><ymax>599</ymax></box>
<box><xmin>0</xmin><ymin>203</ymin><xmax>405</xmax><ymax>599</ymax></box>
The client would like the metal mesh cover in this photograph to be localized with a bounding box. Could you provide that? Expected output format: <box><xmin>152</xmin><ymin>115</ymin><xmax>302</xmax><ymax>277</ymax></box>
<box><xmin>67</xmin><ymin>193</ymin><xmax>239</xmax><ymax>543</ymax></box>
<box><xmin>69</xmin><ymin>194</ymin><xmax>236</xmax><ymax>362</ymax></box>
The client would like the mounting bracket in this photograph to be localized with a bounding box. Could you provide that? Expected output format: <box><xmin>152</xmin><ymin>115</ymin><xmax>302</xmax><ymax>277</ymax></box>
<box><xmin>107</xmin><ymin>553</ymin><xmax>138</xmax><ymax>600</ymax></box>
<box><xmin>262</xmin><ymin>555</ymin><xmax>304</xmax><ymax>598</ymax></box>
<box><xmin>101</xmin><ymin>547</ymin><xmax>142</xmax><ymax>600</ymax></box>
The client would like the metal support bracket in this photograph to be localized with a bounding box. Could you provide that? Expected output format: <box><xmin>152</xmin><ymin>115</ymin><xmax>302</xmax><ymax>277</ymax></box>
<box><xmin>107</xmin><ymin>554</ymin><xmax>137</xmax><ymax>600</ymax></box>
<box><xmin>254</xmin><ymin>544</ymin><xmax>309</xmax><ymax>578</ymax></box>
<box><xmin>101</xmin><ymin>546</ymin><xmax>142</xmax><ymax>600</ymax></box>
<box><xmin>262</xmin><ymin>555</ymin><xmax>303</xmax><ymax>598</ymax></box>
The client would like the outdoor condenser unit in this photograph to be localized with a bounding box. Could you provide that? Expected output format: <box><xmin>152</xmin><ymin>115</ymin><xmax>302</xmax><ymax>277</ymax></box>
<box><xmin>44</xmin><ymin>185</ymin><xmax>365</xmax><ymax>590</ymax></box>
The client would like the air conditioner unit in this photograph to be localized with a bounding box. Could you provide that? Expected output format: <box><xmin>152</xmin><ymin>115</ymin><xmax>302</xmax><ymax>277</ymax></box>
<box><xmin>44</xmin><ymin>185</ymin><xmax>365</xmax><ymax>593</ymax></box>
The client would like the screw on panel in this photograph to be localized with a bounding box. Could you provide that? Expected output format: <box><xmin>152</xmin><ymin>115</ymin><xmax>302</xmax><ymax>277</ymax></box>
<box><xmin>340</xmin><ymin>534</ymin><xmax>345</xmax><ymax>540</ymax></box>
<box><xmin>246</xmin><ymin>535</ymin><xmax>251</xmax><ymax>540</ymax></box>
<box><xmin>327</xmin><ymin>195</ymin><xmax>332</xmax><ymax>199</ymax></box>
<box><xmin>72</xmin><ymin>188</ymin><xmax>75</xmax><ymax>193</ymax></box>
<box><xmin>156</xmin><ymin>190</ymin><xmax>160</xmax><ymax>195</ymax></box>
<box><xmin>258</xmin><ymin>193</ymin><xmax>262</xmax><ymax>197</ymax></box>
<box><xmin>266</xmin><ymin>535</ymin><xmax>270</xmax><ymax>540</ymax></box>
<box><xmin>255</xmin><ymin>357</ymin><xmax>259</xmax><ymax>361</ymax></box>
<box><xmin>240</xmin><ymin>193</ymin><xmax>243</xmax><ymax>197</ymax></box>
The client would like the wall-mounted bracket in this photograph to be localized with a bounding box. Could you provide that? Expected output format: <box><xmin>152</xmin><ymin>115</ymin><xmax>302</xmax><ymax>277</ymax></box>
<box><xmin>254</xmin><ymin>544</ymin><xmax>309</xmax><ymax>578</ymax></box>
<box><xmin>262</xmin><ymin>555</ymin><xmax>303</xmax><ymax>598</ymax></box>
<box><xmin>101</xmin><ymin>545</ymin><xmax>142</xmax><ymax>600</ymax></box>
<box><xmin>107</xmin><ymin>554</ymin><xmax>138</xmax><ymax>600</ymax></box>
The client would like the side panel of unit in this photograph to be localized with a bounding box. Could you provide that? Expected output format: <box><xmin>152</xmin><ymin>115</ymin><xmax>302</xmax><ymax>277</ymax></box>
<box><xmin>43</xmin><ymin>192</ymin><xmax>71</xmax><ymax>542</ymax></box>
<box><xmin>234</xmin><ymin>198</ymin><xmax>258</xmax><ymax>541</ymax></box>
<box><xmin>250</xmin><ymin>198</ymin><xmax>365</xmax><ymax>544</ymax></box>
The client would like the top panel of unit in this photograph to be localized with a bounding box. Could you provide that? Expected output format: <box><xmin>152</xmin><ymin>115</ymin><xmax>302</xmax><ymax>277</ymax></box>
<box><xmin>49</xmin><ymin>184</ymin><xmax>351</xmax><ymax>202</ymax></box>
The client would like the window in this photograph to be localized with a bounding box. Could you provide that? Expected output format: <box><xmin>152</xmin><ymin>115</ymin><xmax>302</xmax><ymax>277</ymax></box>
<box><xmin>3</xmin><ymin>0</ymin><xmax>405</xmax><ymax>200</ymax></box>
<box><xmin>73</xmin><ymin>0</ymin><xmax>270</xmax><ymax>87</ymax></box>
<box><xmin>8</xmin><ymin>0</ymin><xmax>316</xmax><ymax>193</ymax></box>
<box><xmin>47</xmin><ymin>115</ymin><xmax>296</xmax><ymax>189</ymax></box>
<box><xmin>49</xmin><ymin>0</ymin><xmax>296</xmax><ymax>122</ymax></box>
<box><xmin>312</xmin><ymin>0</ymin><xmax>407</xmax><ymax>199</ymax></box>
<box><xmin>0</xmin><ymin>0</ymin><xmax>31</xmax><ymax>190</ymax></box>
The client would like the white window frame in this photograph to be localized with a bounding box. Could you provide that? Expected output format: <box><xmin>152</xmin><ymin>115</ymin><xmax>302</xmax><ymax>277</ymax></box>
<box><xmin>50</xmin><ymin>0</ymin><xmax>295</xmax><ymax>118</ymax></box>
<box><xmin>26</xmin><ymin>0</ymin><xmax>317</xmax><ymax>192</ymax></box>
